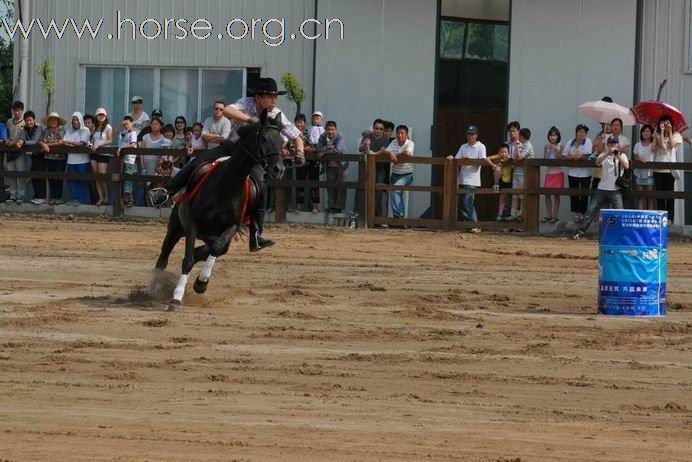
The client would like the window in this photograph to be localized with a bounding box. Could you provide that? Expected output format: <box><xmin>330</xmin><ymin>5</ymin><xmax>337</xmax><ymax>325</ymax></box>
<box><xmin>686</xmin><ymin>0</ymin><xmax>692</xmax><ymax>73</ymax></box>
<box><xmin>439</xmin><ymin>19</ymin><xmax>509</xmax><ymax>62</ymax></box>
<box><xmin>82</xmin><ymin>67</ymin><xmax>247</xmax><ymax>123</ymax></box>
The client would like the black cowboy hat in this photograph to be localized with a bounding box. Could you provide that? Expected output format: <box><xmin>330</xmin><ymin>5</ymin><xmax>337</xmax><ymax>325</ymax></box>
<box><xmin>249</xmin><ymin>78</ymin><xmax>287</xmax><ymax>96</ymax></box>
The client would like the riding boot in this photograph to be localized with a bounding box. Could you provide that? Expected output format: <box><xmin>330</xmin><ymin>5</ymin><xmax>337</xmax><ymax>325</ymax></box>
<box><xmin>249</xmin><ymin>209</ymin><xmax>274</xmax><ymax>252</ymax></box>
<box><xmin>148</xmin><ymin>160</ymin><xmax>197</xmax><ymax>207</ymax></box>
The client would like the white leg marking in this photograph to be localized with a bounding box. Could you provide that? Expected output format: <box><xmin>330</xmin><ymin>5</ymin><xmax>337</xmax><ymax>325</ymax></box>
<box><xmin>199</xmin><ymin>256</ymin><xmax>217</xmax><ymax>283</ymax></box>
<box><xmin>173</xmin><ymin>274</ymin><xmax>189</xmax><ymax>302</ymax></box>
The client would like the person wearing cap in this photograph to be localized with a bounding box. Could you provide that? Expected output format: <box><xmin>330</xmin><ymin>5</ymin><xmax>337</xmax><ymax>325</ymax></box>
<box><xmin>149</xmin><ymin>77</ymin><xmax>303</xmax><ymax>252</ymax></box>
<box><xmin>38</xmin><ymin>112</ymin><xmax>67</xmax><ymax>205</ymax></box>
<box><xmin>126</xmin><ymin>96</ymin><xmax>150</xmax><ymax>136</ymax></box>
<box><xmin>447</xmin><ymin>125</ymin><xmax>494</xmax><ymax>233</ymax></box>
<box><xmin>202</xmin><ymin>101</ymin><xmax>231</xmax><ymax>149</ymax></box>
<box><xmin>573</xmin><ymin>136</ymin><xmax>629</xmax><ymax>239</ymax></box>
<box><xmin>90</xmin><ymin>108</ymin><xmax>113</xmax><ymax>206</ymax></box>
<box><xmin>308</xmin><ymin>111</ymin><xmax>325</xmax><ymax>146</ymax></box>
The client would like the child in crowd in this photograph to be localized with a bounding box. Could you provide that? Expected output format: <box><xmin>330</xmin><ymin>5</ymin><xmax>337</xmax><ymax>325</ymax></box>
<box><xmin>117</xmin><ymin>115</ymin><xmax>139</xmax><ymax>208</ymax></box>
<box><xmin>487</xmin><ymin>143</ymin><xmax>513</xmax><ymax>221</ymax></box>
<box><xmin>186</xmin><ymin>122</ymin><xmax>207</xmax><ymax>159</ymax></box>
<box><xmin>508</xmin><ymin>127</ymin><xmax>534</xmax><ymax>221</ymax></box>
<box><xmin>633</xmin><ymin>124</ymin><xmax>656</xmax><ymax>210</ymax></box>
<box><xmin>542</xmin><ymin>126</ymin><xmax>564</xmax><ymax>223</ymax></box>
<box><xmin>308</xmin><ymin>111</ymin><xmax>325</xmax><ymax>146</ymax></box>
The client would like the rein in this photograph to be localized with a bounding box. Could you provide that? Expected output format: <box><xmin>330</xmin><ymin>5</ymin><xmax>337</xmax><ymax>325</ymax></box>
<box><xmin>235</xmin><ymin>125</ymin><xmax>282</xmax><ymax>170</ymax></box>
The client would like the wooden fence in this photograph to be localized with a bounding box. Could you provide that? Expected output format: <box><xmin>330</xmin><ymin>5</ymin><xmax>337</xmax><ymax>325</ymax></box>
<box><xmin>2</xmin><ymin>144</ymin><xmax>691</xmax><ymax>232</ymax></box>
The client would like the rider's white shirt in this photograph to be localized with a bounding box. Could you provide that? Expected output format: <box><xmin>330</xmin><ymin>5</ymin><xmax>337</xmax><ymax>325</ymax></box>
<box><xmin>227</xmin><ymin>97</ymin><xmax>301</xmax><ymax>144</ymax></box>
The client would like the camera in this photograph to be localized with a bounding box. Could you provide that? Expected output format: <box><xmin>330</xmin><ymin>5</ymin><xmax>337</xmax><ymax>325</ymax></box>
<box><xmin>612</xmin><ymin>149</ymin><xmax>619</xmax><ymax>155</ymax></box>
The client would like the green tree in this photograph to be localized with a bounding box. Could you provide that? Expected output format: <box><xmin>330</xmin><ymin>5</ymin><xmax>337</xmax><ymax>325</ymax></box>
<box><xmin>0</xmin><ymin>0</ymin><xmax>14</xmax><ymax>119</ymax></box>
<box><xmin>280</xmin><ymin>72</ymin><xmax>305</xmax><ymax>117</ymax></box>
<box><xmin>37</xmin><ymin>61</ymin><xmax>55</xmax><ymax>115</ymax></box>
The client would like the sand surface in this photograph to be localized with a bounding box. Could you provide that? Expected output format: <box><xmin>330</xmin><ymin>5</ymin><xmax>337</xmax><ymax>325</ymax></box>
<box><xmin>0</xmin><ymin>217</ymin><xmax>691</xmax><ymax>461</ymax></box>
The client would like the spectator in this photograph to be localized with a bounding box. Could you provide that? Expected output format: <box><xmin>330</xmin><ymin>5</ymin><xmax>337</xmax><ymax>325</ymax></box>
<box><xmin>652</xmin><ymin>115</ymin><xmax>683</xmax><ymax>225</ymax></box>
<box><xmin>447</xmin><ymin>125</ymin><xmax>492</xmax><ymax>233</ymax></box>
<box><xmin>162</xmin><ymin>123</ymin><xmax>184</xmax><ymax>167</ymax></box>
<box><xmin>4</xmin><ymin>101</ymin><xmax>27</xmax><ymax>204</ymax></box>
<box><xmin>360</xmin><ymin>119</ymin><xmax>391</xmax><ymax>219</ymax></box>
<box><xmin>573</xmin><ymin>136</ymin><xmax>629</xmax><ymax>239</ymax></box>
<box><xmin>63</xmin><ymin>112</ymin><xmax>92</xmax><ymax>205</ymax></box>
<box><xmin>117</xmin><ymin>115</ymin><xmax>138</xmax><ymax>208</ymax></box>
<box><xmin>381</xmin><ymin>125</ymin><xmax>414</xmax><ymax>219</ymax></box>
<box><xmin>633</xmin><ymin>125</ymin><xmax>656</xmax><ymax>211</ymax></box>
<box><xmin>504</xmin><ymin>121</ymin><xmax>521</xmax><ymax>218</ymax></box>
<box><xmin>508</xmin><ymin>127</ymin><xmax>534</xmax><ymax>221</ymax></box>
<box><xmin>592</xmin><ymin>118</ymin><xmax>630</xmax><ymax>191</ymax></box>
<box><xmin>172</xmin><ymin>116</ymin><xmax>188</xmax><ymax>151</ymax></box>
<box><xmin>127</xmin><ymin>96</ymin><xmax>150</xmax><ymax>135</ymax></box>
<box><xmin>15</xmin><ymin>111</ymin><xmax>46</xmax><ymax>205</ymax></box>
<box><xmin>140</xmin><ymin>117</ymin><xmax>172</xmax><ymax>204</ymax></box>
<box><xmin>542</xmin><ymin>127</ymin><xmax>564</xmax><ymax>223</ymax></box>
<box><xmin>383</xmin><ymin>121</ymin><xmax>395</xmax><ymax>143</ymax></box>
<box><xmin>39</xmin><ymin>112</ymin><xmax>67</xmax><ymax>205</ymax></box>
<box><xmin>90</xmin><ymin>108</ymin><xmax>113</xmax><ymax>206</ymax></box>
<box><xmin>137</xmin><ymin>109</ymin><xmax>162</xmax><ymax>142</ymax></box>
<box><xmin>317</xmin><ymin>120</ymin><xmax>347</xmax><ymax>213</ymax></box>
<box><xmin>293</xmin><ymin>114</ymin><xmax>320</xmax><ymax>213</ymax></box>
<box><xmin>187</xmin><ymin>122</ymin><xmax>207</xmax><ymax>157</ymax></box>
<box><xmin>565</xmin><ymin>124</ymin><xmax>593</xmax><ymax>223</ymax></box>
<box><xmin>83</xmin><ymin>114</ymin><xmax>95</xmax><ymax>135</ymax></box>
<box><xmin>487</xmin><ymin>143</ymin><xmax>512</xmax><ymax>221</ymax></box>
<box><xmin>308</xmin><ymin>111</ymin><xmax>326</xmax><ymax>147</ymax></box>
<box><xmin>202</xmin><ymin>101</ymin><xmax>231</xmax><ymax>149</ymax></box>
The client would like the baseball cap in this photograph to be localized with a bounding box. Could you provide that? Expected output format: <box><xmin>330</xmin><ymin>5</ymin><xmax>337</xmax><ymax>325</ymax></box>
<box><xmin>607</xmin><ymin>135</ymin><xmax>619</xmax><ymax>144</ymax></box>
<box><xmin>312</xmin><ymin>111</ymin><xmax>323</xmax><ymax>118</ymax></box>
<box><xmin>151</xmin><ymin>109</ymin><xmax>163</xmax><ymax>117</ymax></box>
<box><xmin>466</xmin><ymin>125</ymin><xmax>478</xmax><ymax>134</ymax></box>
<box><xmin>131</xmin><ymin>96</ymin><xmax>143</xmax><ymax>103</ymax></box>
<box><xmin>95</xmin><ymin>107</ymin><xmax>107</xmax><ymax>117</ymax></box>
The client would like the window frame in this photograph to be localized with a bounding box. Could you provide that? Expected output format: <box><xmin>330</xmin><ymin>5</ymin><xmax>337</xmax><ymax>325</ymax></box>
<box><xmin>439</xmin><ymin>16</ymin><xmax>510</xmax><ymax>63</ymax></box>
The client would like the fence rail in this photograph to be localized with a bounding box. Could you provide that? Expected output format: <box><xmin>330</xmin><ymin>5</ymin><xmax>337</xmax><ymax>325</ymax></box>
<box><xmin>2</xmin><ymin>144</ymin><xmax>690</xmax><ymax>232</ymax></box>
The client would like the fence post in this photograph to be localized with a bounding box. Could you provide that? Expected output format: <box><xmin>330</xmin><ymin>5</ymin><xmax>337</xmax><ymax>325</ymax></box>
<box><xmin>357</xmin><ymin>155</ymin><xmax>368</xmax><ymax>228</ymax></box>
<box><xmin>524</xmin><ymin>160</ymin><xmax>540</xmax><ymax>233</ymax></box>
<box><xmin>442</xmin><ymin>157</ymin><xmax>456</xmax><ymax>230</ymax></box>
<box><xmin>366</xmin><ymin>154</ymin><xmax>377</xmax><ymax>227</ymax></box>
<box><xmin>111</xmin><ymin>154</ymin><xmax>124</xmax><ymax>217</ymax></box>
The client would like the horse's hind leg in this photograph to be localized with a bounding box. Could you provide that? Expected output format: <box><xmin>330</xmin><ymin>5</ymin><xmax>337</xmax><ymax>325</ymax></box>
<box><xmin>169</xmin><ymin>225</ymin><xmax>198</xmax><ymax>312</ymax></box>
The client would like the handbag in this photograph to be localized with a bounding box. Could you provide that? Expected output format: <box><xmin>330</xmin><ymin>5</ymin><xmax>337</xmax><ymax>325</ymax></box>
<box><xmin>614</xmin><ymin>156</ymin><xmax>631</xmax><ymax>190</ymax></box>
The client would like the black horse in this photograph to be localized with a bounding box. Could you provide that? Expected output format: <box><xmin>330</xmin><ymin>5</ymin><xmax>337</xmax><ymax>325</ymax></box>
<box><xmin>149</xmin><ymin>111</ymin><xmax>286</xmax><ymax>312</ymax></box>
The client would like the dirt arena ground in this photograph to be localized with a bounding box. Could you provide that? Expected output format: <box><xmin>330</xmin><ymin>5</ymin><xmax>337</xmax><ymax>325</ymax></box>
<box><xmin>0</xmin><ymin>216</ymin><xmax>691</xmax><ymax>461</ymax></box>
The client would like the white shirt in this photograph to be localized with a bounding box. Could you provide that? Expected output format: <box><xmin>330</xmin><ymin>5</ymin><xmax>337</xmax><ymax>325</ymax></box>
<box><xmin>633</xmin><ymin>142</ymin><xmax>654</xmax><ymax>179</ymax></box>
<box><xmin>308</xmin><ymin>126</ymin><xmax>326</xmax><ymax>145</ymax></box>
<box><xmin>598</xmin><ymin>153</ymin><xmax>625</xmax><ymax>191</ymax></box>
<box><xmin>202</xmin><ymin>116</ymin><xmax>231</xmax><ymax>149</ymax></box>
<box><xmin>118</xmin><ymin>130</ymin><xmax>139</xmax><ymax>165</ymax></box>
<box><xmin>653</xmin><ymin>133</ymin><xmax>683</xmax><ymax>173</ymax></box>
<box><xmin>92</xmin><ymin>124</ymin><xmax>113</xmax><ymax>155</ymax></box>
<box><xmin>387</xmin><ymin>139</ymin><xmax>415</xmax><ymax>175</ymax></box>
<box><xmin>64</xmin><ymin>128</ymin><xmax>91</xmax><ymax>164</ymax></box>
<box><xmin>455</xmin><ymin>141</ymin><xmax>487</xmax><ymax>187</ymax></box>
<box><xmin>226</xmin><ymin>97</ymin><xmax>301</xmax><ymax>144</ymax></box>
<box><xmin>564</xmin><ymin>137</ymin><xmax>593</xmax><ymax>178</ymax></box>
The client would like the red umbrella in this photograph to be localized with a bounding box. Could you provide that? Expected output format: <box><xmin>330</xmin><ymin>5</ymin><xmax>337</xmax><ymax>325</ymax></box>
<box><xmin>631</xmin><ymin>100</ymin><xmax>688</xmax><ymax>132</ymax></box>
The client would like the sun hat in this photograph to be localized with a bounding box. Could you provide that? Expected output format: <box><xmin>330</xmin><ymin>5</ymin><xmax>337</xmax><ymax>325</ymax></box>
<box><xmin>40</xmin><ymin>112</ymin><xmax>67</xmax><ymax>126</ymax></box>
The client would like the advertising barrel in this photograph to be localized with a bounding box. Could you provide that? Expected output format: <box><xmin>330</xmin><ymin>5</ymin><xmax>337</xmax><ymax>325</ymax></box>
<box><xmin>598</xmin><ymin>210</ymin><xmax>668</xmax><ymax>317</ymax></box>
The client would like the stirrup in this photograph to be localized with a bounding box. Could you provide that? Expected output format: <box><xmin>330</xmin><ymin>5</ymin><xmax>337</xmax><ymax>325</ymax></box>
<box><xmin>148</xmin><ymin>188</ymin><xmax>170</xmax><ymax>207</ymax></box>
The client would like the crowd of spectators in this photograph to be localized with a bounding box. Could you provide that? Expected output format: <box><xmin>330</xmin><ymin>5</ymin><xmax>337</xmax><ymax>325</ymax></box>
<box><xmin>0</xmin><ymin>96</ymin><xmax>689</xmax><ymax>232</ymax></box>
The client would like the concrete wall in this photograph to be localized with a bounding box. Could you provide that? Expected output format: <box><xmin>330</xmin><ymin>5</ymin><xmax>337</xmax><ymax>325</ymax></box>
<box><xmin>639</xmin><ymin>0</ymin><xmax>691</xmax><ymax>224</ymax></box>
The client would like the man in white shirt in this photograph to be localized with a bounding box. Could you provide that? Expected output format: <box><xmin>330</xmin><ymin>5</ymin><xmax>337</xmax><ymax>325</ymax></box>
<box><xmin>573</xmin><ymin>136</ymin><xmax>630</xmax><ymax>239</ymax></box>
<box><xmin>202</xmin><ymin>101</ymin><xmax>232</xmax><ymax>149</ymax></box>
<box><xmin>379</xmin><ymin>125</ymin><xmax>414</xmax><ymax>219</ymax></box>
<box><xmin>447</xmin><ymin>126</ymin><xmax>494</xmax><ymax>233</ymax></box>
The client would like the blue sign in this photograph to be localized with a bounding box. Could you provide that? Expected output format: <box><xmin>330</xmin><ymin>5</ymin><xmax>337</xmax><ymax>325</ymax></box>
<box><xmin>599</xmin><ymin>210</ymin><xmax>668</xmax><ymax>316</ymax></box>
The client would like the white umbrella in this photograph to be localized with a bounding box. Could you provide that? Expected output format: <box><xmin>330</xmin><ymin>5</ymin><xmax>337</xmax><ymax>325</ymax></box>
<box><xmin>578</xmin><ymin>101</ymin><xmax>637</xmax><ymax>126</ymax></box>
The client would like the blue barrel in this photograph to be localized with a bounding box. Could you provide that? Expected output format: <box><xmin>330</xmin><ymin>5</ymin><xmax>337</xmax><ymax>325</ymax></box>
<box><xmin>599</xmin><ymin>210</ymin><xmax>668</xmax><ymax>317</ymax></box>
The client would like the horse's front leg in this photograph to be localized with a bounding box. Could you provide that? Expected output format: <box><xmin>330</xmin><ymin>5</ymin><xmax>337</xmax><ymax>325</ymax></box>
<box><xmin>194</xmin><ymin>225</ymin><xmax>238</xmax><ymax>295</ymax></box>
<box><xmin>169</xmin><ymin>225</ymin><xmax>198</xmax><ymax>312</ymax></box>
<box><xmin>148</xmin><ymin>221</ymin><xmax>183</xmax><ymax>295</ymax></box>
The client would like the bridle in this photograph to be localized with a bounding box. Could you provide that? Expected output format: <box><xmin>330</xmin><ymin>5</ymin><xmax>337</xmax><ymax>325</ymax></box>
<box><xmin>236</xmin><ymin>124</ymin><xmax>283</xmax><ymax>170</ymax></box>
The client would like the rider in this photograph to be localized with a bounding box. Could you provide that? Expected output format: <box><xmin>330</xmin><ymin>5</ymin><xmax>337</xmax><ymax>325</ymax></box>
<box><xmin>149</xmin><ymin>77</ymin><xmax>305</xmax><ymax>252</ymax></box>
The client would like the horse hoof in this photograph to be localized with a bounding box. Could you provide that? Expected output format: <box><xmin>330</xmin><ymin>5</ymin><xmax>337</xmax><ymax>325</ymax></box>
<box><xmin>167</xmin><ymin>300</ymin><xmax>182</xmax><ymax>312</ymax></box>
<box><xmin>193</xmin><ymin>277</ymin><xmax>209</xmax><ymax>294</ymax></box>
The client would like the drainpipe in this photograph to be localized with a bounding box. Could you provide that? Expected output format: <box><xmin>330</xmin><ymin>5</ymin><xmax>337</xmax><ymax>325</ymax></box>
<box><xmin>310</xmin><ymin>0</ymin><xmax>319</xmax><ymax>115</ymax></box>
<box><xmin>18</xmin><ymin>0</ymin><xmax>30</xmax><ymax>105</ymax></box>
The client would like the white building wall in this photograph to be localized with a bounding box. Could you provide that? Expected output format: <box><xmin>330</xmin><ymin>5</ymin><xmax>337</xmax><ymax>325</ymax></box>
<box><xmin>639</xmin><ymin>0</ymin><xmax>691</xmax><ymax>224</ymax></box>
<box><xmin>314</xmin><ymin>0</ymin><xmax>437</xmax><ymax>217</ymax></box>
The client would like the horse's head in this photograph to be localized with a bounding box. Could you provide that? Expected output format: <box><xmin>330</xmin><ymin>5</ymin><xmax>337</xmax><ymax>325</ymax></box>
<box><xmin>238</xmin><ymin>110</ymin><xmax>286</xmax><ymax>181</ymax></box>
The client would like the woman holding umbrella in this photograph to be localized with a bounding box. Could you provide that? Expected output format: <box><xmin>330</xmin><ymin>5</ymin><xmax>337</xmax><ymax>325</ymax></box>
<box><xmin>652</xmin><ymin>115</ymin><xmax>683</xmax><ymax>225</ymax></box>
